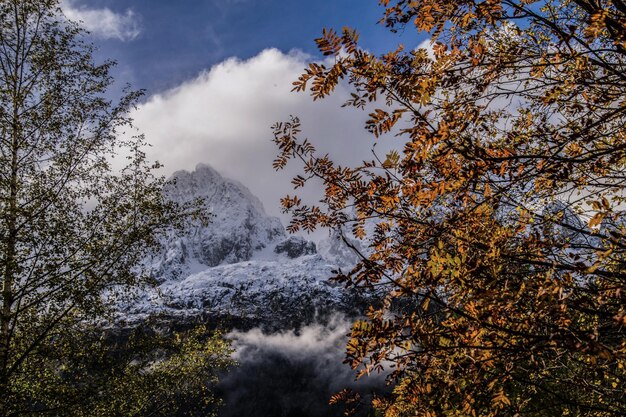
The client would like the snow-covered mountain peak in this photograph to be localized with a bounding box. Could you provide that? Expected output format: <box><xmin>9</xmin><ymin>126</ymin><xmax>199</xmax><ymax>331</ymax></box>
<box><xmin>127</xmin><ymin>163</ymin><xmax>374</xmax><ymax>328</ymax></box>
<box><xmin>152</xmin><ymin>163</ymin><xmax>288</xmax><ymax>279</ymax></box>
<box><xmin>166</xmin><ymin>163</ymin><xmax>272</xmax><ymax>219</ymax></box>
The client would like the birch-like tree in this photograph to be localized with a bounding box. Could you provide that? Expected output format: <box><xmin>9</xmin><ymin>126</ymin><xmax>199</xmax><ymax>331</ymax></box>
<box><xmin>0</xmin><ymin>1</ymin><xmax>230</xmax><ymax>415</ymax></box>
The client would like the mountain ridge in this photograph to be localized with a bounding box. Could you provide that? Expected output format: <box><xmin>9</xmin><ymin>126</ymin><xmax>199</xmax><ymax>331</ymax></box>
<box><xmin>122</xmin><ymin>163</ymin><xmax>370</xmax><ymax>329</ymax></box>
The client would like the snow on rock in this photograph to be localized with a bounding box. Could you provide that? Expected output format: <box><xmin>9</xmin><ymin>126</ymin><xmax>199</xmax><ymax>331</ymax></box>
<box><xmin>125</xmin><ymin>163</ymin><xmax>371</xmax><ymax>329</ymax></box>
<box><xmin>274</xmin><ymin>236</ymin><xmax>316</xmax><ymax>258</ymax></box>
<box><xmin>126</xmin><ymin>254</ymin><xmax>371</xmax><ymax>330</ymax></box>
<box><xmin>150</xmin><ymin>163</ymin><xmax>286</xmax><ymax>280</ymax></box>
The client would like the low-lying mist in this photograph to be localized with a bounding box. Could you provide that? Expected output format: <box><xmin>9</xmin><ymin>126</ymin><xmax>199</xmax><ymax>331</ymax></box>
<box><xmin>217</xmin><ymin>315</ymin><xmax>385</xmax><ymax>417</ymax></box>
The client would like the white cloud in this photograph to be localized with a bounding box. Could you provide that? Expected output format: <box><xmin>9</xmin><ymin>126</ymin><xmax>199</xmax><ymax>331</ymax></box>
<box><xmin>131</xmin><ymin>48</ymin><xmax>397</xmax><ymax>228</ymax></box>
<box><xmin>220</xmin><ymin>317</ymin><xmax>386</xmax><ymax>416</ymax></box>
<box><xmin>61</xmin><ymin>0</ymin><xmax>141</xmax><ymax>41</ymax></box>
<box><xmin>415</xmin><ymin>38</ymin><xmax>435</xmax><ymax>60</ymax></box>
<box><xmin>228</xmin><ymin>316</ymin><xmax>350</xmax><ymax>360</ymax></box>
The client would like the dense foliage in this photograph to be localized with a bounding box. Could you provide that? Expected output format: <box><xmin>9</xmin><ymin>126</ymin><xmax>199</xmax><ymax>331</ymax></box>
<box><xmin>0</xmin><ymin>1</ymin><xmax>231</xmax><ymax>415</ymax></box>
<box><xmin>15</xmin><ymin>323</ymin><xmax>232</xmax><ymax>417</ymax></box>
<box><xmin>274</xmin><ymin>0</ymin><xmax>626</xmax><ymax>415</ymax></box>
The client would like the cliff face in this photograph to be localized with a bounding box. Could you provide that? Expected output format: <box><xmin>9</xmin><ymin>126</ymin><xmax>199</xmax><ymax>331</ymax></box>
<box><xmin>150</xmin><ymin>163</ymin><xmax>286</xmax><ymax>279</ymax></box>
<box><xmin>124</xmin><ymin>164</ymin><xmax>370</xmax><ymax>329</ymax></box>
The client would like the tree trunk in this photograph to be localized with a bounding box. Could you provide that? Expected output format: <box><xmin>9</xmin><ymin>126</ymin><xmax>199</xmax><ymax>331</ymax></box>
<box><xmin>0</xmin><ymin>5</ymin><xmax>22</xmax><ymax>413</ymax></box>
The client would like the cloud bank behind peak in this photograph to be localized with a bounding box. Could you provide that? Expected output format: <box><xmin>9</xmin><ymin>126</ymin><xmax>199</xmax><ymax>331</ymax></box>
<box><xmin>132</xmin><ymin>48</ymin><xmax>394</xmax><ymax>229</ymax></box>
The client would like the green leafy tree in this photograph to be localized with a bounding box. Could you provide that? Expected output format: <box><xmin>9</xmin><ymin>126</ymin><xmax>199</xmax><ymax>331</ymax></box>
<box><xmin>13</xmin><ymin>323</ymin><xmax>233</xmax><ymax>417</ymax></box>
<box><xmin>0</xmin><ymin>1</ymin><xmax>231</xmax><ymax>415</ymax></box>
<box><xmin>274</xmin><ymin>0</ymin><xmax>626</xmax><ymax>415</ymax></box>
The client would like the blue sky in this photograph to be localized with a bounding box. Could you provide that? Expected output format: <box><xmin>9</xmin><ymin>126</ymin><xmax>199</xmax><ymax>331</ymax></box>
<box><xmin>62</xmin><ymin>0</ymin><xmax>425</xmax><ymax>228</ymax></box>
<box><xmin>66</xmin><ymin>0</ymin><xmax>416</xmax><ymax>94</ymax></box>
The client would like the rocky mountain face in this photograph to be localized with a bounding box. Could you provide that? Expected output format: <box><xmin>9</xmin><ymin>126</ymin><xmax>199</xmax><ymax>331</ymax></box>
<box><xmin>151</xmin><ymin>164</ymin><xmax>286</xmax><ymax>279</ymax></box>
<box><xmin>124</xmin><ymin>164</ymin><xmax>371</xmax><ymax>330</ymax></box>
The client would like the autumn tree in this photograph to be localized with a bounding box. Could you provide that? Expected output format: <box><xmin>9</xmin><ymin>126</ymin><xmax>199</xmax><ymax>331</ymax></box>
<box><xmin>0</xmin><ymin>1</ymin><xmax>230</xmax><ymax>415</ymax></box>
<box><xmin>274</xmin><ymin>0</ymin><xmax>626</xmax><ymax>415</ymax></box>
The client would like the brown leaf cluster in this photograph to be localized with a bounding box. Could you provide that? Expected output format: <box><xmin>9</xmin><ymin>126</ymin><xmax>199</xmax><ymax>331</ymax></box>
<box><xmin>274</xmin><ymin>0</ymin><xmax>626</xmax><ymax>415</ymax></box>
